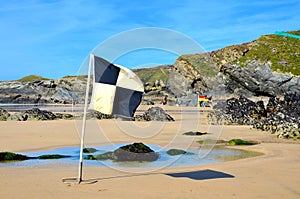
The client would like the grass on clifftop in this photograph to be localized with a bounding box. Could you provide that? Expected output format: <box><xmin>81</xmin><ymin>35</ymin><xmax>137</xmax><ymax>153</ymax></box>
<box><xmin>237</xmin><ymin>31</ymin><xmax>300</xmax><ymax>75</ymax></box>
<box><xmin>133</xmin><ymin>66</ymin><xmax>171</xmax><ymax>84</ymax></box>
<box><xmin>177</xmin><ymin>54</ymin><xmax>218</xmax><ymax>78</ymax></box>
<box><xmin>17</xmin><ymin>75</ymin><xmax>50</xmax><ymax>82</ymax></box>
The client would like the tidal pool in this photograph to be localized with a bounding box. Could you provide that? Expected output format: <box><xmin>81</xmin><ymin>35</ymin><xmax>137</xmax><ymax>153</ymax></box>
<box><xmin>0</xmin><ymin>144</ymin><xmax>262</xmax><ymax>168</ymax></box>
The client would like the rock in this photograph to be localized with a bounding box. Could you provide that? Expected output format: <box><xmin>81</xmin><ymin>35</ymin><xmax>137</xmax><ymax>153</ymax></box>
<box><xmin>112</xmin><ymin>143</ymin><xmax>159</xmax><ymax>162</ymax></box>
<box><xmin>9</xmin><ymin>108</ymin><xmax>57</xmax><ymax>121</ymax></box>
<box><xmin>37</xmin><ymin>154</ymin><xmax>71</xmax><ymax>159</ymax></box>
<box><xmin>0</xmin><ymin>108</ymin><xmax>10</xmax><ymax>121</ymax></box>
<box><xmin>210</xmin><ymin>93</ymin><xmax>300</xmax><ymax>139</ymax></box>
<box><xmin>0</xmin><ymin>76</ymin><xmax>87</xmax><ymax>104</ymax></box>
<box><xmin>89</xmin><ymin>110</ymin><xmax>112</xmax><ymax>119</ymax></box>
<box><xmin>73</xmin><ymin>110</ymin><xmax>112</xmax><ymax>120</ymax></box>
<box><xmin>135</xmin><ymin>106</ymin><xmax>175</xmax><ymax>121</ymax></box>
<box><xmin>227</xmin><ymin>139</ymin><xmax>258</xmax><ymax>146</ymax></box>
<box><xmin>54</xmin><ymin>113</ymin><xmax>74</xmax><ymax>120</ymax></box>
<box><xmin>146</xmin><ymin>100</ymin><xmax>155</xmax><ymax>105</ymax></box>
<box><xmin>183</xmin><ymin>131</ymin><xmax>207</xmax><ymax>136</ymax></box>
<box><xmin>83</xmin><ymin>143</ymin><xmax>159</xmax><ymax>162</ymax></box>
<box><xmin>82</xmin><ymin>148</ymin><xmax>98</xmax><ymax>153</ymax></box>
<box><xmin>166</xmin><ymin>149</ymin><xmax>187</xmax><ymax>156</ymax></box>
<box><xmin>209</xmin><ymin>96</ymin><xmax>266</xmax><ymax>125</ymax></box>
<box><xmin>94</xmin><ymin>152</ymin><xmax>114</xmax><ymax>160</ymax></box>
<box><xmin>220</xmin><ymin>62</ymin><xmax>300</xmax><ymax>97</ymax></box>
<box><xmin>0</xmin><ymin>152</ymin><xmax>30</xmax><ymax>161</ymax></box>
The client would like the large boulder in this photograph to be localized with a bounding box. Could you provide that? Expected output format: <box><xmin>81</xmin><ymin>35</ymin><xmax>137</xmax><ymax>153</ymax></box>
<box><xmin>135</xmin><ymin>106</ymin><xmax>175</xmax><ymax>121</ymax></box>
<box><xmin>87</xmin><ymin>143</ymin><xmax>159</xmax><ymax>162</ymax></box>
<box><xmin>113</xmin><ymin>143</ymin><xmax>159</xmax><ymax>162</ymax></box>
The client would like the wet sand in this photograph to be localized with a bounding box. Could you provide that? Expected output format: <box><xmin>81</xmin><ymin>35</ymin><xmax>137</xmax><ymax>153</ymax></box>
<box><xmin>0</xmin><ymin>107</ymin><xmax>299</xmax><ymax>199</ymax></box>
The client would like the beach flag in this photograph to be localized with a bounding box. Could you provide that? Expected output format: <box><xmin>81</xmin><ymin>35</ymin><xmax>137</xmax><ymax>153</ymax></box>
<box><xmin>65</xmin><ymin>54</ymin><xmax>145</xmax><ymax>184</ymax></box>
<box><xmin>89</xmin><ymin>55</ymin><xmax>144</xmax><ymax>118</ymax></box>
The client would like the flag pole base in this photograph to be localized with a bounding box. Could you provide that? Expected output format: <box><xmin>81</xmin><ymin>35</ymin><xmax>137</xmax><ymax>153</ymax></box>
<box><xmin>62</xmin><ymin>178</ymin><xmax>98</xmax><ymax>185</ymax></box>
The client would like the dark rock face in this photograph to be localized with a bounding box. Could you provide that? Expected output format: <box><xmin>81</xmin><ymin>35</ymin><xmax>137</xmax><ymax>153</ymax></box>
<box><xmin>112</xmin><ymin>143</ymin><xmax>159</xmax><ymax>162</ymax></box>
<box><xmin>210</xmin><ymin>93</ymin><xmax>300</xmax><ymax>139</ymax></box>
<box><xmin>135</xmin><ymin>106</ymin><xmax>175</xmax><ymax>121</ymax></box>
<box><xmin>220</xmin><ymin>62</ymin><xmax>300</xmax><ymax>97</ymax></box>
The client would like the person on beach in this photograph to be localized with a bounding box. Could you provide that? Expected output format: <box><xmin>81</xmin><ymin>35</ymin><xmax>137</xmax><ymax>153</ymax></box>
<box><xmin>161</xmin><ymin>96</ymin><xmax>168</xmax><ymax>105</ymax></box>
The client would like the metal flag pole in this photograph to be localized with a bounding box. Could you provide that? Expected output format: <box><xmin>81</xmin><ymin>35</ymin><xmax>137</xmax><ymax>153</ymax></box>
<box><xmin>77</xmin><ymin>53</ymin><xmax>94</xmax><ymax>184</ymax></box>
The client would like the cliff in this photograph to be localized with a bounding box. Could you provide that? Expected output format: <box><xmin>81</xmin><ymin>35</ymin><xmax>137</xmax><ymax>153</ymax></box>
<box><xmin>0</xmin><ymin>31</ymin><xmax>299</xmax><ymax>105</ymax></box>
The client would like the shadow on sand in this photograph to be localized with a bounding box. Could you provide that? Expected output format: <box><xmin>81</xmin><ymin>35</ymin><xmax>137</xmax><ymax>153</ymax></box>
<box><xmin>63</xmin><ymin>169</ymin><xmax>234</xmax><ymax>184</ymax></box>
<box><xmin>165</xmin><ymin>169</ymin><xmax>234</xmax><ymax>180</ymax></box>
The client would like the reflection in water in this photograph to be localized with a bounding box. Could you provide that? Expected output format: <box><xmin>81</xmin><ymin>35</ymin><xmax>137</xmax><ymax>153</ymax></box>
<box><xmin>0</xmin><ymin>144</ymin><xmax>263</xmax><ymax>168</ymax></box>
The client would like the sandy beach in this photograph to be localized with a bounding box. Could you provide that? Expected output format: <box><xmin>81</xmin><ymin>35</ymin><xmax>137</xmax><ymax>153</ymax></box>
<box><xmin>0</xmin><ymin>107</ymin><xmax>299</xmax><ymax>199</ymax></box>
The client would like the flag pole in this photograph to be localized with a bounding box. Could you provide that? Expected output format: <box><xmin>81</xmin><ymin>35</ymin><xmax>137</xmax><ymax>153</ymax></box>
<box><xmin>78</xmin><ymin>53</ymin><xmax>94</xmax><ymax>184</ymax></box>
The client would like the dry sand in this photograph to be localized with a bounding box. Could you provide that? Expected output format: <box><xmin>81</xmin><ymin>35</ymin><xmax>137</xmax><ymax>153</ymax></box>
<box><xmin>0</xmin><ymin>107</ymin><xmax>299</xmax><ymax>199</ymax></box>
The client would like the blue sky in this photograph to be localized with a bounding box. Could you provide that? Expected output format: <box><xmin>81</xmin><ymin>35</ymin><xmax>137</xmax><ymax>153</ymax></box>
<box><xmin>0</xmin><ymin>0</ymin><xmax>299</xmax><ymax>80</ymax></box>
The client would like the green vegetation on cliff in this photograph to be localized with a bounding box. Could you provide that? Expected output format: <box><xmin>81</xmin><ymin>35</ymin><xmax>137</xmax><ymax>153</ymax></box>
<box><xmin>237</xmin><ymin>30</ymin><xmax>300</xmax><ymax>75</ymax></box>
<box><xmin>209</xmin><ymin>30</ymin><xmax>300</xmax><ymax>75</ymax></box>
<box><xmin>17</xmin><ymin>75</ymin><xmax>50</xmax><ymax>82</ymax></box>
<box><xmin>133</xmin><ymin>66</ymin><xmax>171</xmax><ymax>84</ymax></box>
<box><xmin>177</xmin><ymin>54</ymin><xmax>218</xmax><ymax>77</ymax></box>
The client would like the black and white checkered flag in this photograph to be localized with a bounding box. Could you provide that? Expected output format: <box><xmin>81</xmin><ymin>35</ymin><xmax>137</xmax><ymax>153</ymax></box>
<box><xmin>89</xmin><ymin>55</ymin><xmax>144</xmax><ymax>118</ymax></box>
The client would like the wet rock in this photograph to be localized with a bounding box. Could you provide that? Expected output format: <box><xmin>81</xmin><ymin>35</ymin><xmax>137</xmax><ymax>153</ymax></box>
<box><xmin>210</xmin><ymin>96</ymin><xmax>267</xmax><ymax>125</ymax></box>
<box><xmin>183</xmin><ymin>131</ymin><xmax>207</xmax><ymax>136</ymax></box>
<box><xmin>253</xmin><ymin>93</ymin><xmax>300</xmax><ymax>139</ymax></box>
<box><xmin>135</xmin><ymin>106</ymin><xmax>175</xmax><ymax>121</ymax></box>
<box><xmin>227</xmin><ymin>139</ymin><xmax>258</xmax><ymax>146</ymax></box>
<box><xmin>82</xmin><ymin>148</ymin><xmax>98</xmax><ymax>153</ymax></box>
<box><xmin>166</xmin><ymin>149</ymin><xmax>187</xmax><ymax>156</ymax></box>
<box><xmin>37</xmin><ymin>154</ymin><xmax>71</xmax><ymax>159</ymax></box>
<box><xmin>113</xmin><ymin>143</ymin><xmax>159</xmax><ymax>162</ymax></box>
<box><xmin>0</xmin><ymin>152</ymin><xmax>30</xmax><ymax>161</ymax></box>
<box><xmin>93</xmin><ymin>152</ymin><xmax>114</xmax><ymax>160</ymax></box>
<box><xmin>210</xmin><ymin>93</ymin><xmax>300</xmax><ymax>139</ymax></box>
<box><xmin>0</xmin><ymin>108</ymin><xmax>10</xmax><ymax>121</ymax></box>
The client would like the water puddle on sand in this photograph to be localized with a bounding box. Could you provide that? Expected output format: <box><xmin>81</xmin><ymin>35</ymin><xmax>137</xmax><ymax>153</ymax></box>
<box><xmin>0</xmin><ymin>144</ymin><xmax>263</xmax><ymax>168</ymax></box>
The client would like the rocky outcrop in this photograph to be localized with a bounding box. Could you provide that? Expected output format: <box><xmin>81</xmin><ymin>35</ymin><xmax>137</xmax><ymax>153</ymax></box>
<box><xmin>220</xmin><ymin>62</ymin><xmax>300</xmax><ymax>97</ymax></box>
<box><xmin>0</xmin><ymin>76</ymin><xmax>87</xmax><ymax>104</ymax></box>
<box><xmin>135</xmin><ymin>106</ymin><xmax>175</xmax><ymax>121</ymax></box>
<box><xmin>209</xmin><ymin>93</ymin><xmax>300</xmax><ymax>139</ymax></box>
<box><xmin>0</xmin><ymin>108</ymin><xmax>111</xmax><ymax>121</ymax></box>
<box><xmin>162</xmin><ymin>31</ymin><xmax>300</xmax><ymax>103</ymax></box>
<box><xmin>8</xmin><ymin>108</ymin><xmax>57</xmax><ymax>121</ymax></box>
<box><xmin>1</xmin><ymin>32</ymin><xmax>299</xmax><ymax>106</ymax></box>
